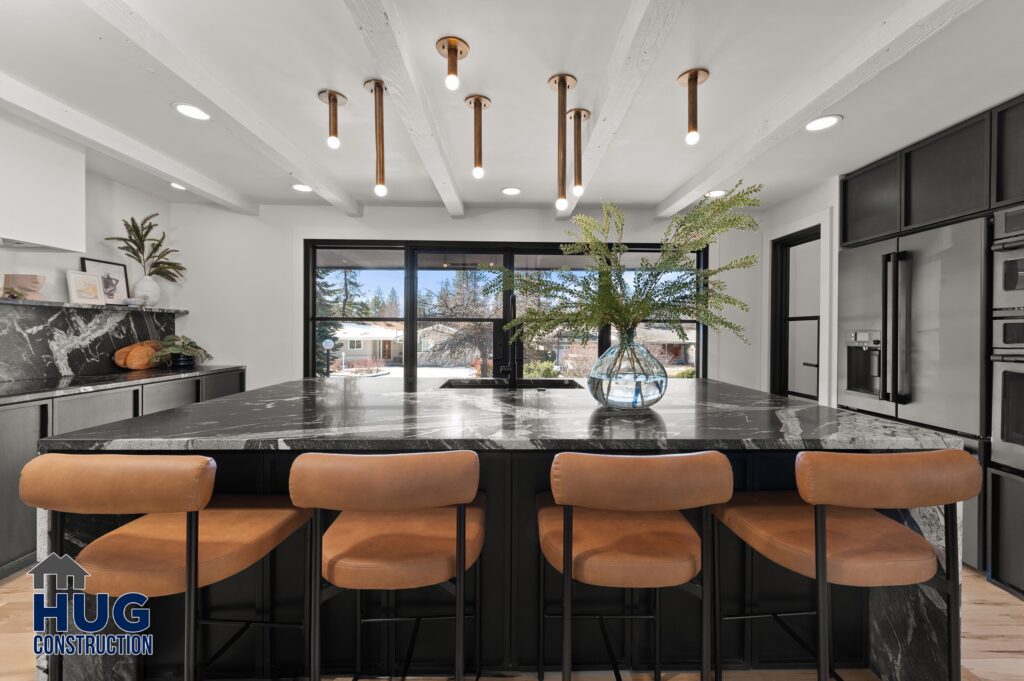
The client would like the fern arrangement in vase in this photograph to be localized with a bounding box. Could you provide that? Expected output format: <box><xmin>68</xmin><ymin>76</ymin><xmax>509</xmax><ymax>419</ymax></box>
<box><xmin>485</xmin><ymin>182</ymin><xmax>761</xmax><ymax>409</ymax></box>
<box><xmin>105</xmin><ymin>213</ymin><xmax>185</xmax><ymax>306</ymax></box>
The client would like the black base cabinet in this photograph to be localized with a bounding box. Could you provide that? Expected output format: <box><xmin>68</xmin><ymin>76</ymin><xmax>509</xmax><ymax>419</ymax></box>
<box><xmin>988</xmin><ymin>466</ymin><xmax>1024</xmax><ymax>597</ymax></box>
<box><xmin>0</xmin><ymin>368</ymin><xmax>245</xmax><ymax>578</ymax></box>
<box><xmin>0</xmin><ymin>399</ymin><xmax>50</xmax><ymax>574</ymax></box>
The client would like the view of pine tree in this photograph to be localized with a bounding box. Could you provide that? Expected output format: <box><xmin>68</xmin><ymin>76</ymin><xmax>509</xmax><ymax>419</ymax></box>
<box><xmin>314</xmin><ymin>269</ymin><xmax>342</xmax><ymax>376</ymax></box>
<box><xmin>382</xmin><ymin>287</ymin><xmax>401</xmax><ymax>317</ymax></box>
<box><xmin>418</xmin><ymin>269</ymin><xmax>500</xmax><ymax>376</ymax></box>
<box><xmin>337</xmin><ymin>270</ymin><xmax>370</xmax><ymax>317</ymax></box>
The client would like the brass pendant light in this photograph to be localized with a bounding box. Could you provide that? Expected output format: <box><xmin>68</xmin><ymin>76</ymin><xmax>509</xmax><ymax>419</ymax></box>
<box><xmin>436</xmin><ymin>36</ymin><xmax>470</xmax><ymax>91</ymax></box>
<box><xmin>364</xmin><ymin>79</ymin><xmax>387</xmax><ymax>197</ymax></box>
<box><xmin>465</xmin><ymin>95</ymin><xmax>491</xmax><ymax>179</ymax></box>
<box><xmin>677</xmin><ymin>68</ymin><xmax>709</xmax><ymax>145</ymax></box>
<box><xmin>317</xmin><ymin>89</ymin><xmax>347</xmax><ymax>150</ymax></box>
<box><xmin>567</xmin><ymin>108</ymin><xmax>590</xmax><ymax>197</ymax></box>
<box><xmin>548</xmin><ymin>73</ymin><xmax>577</xmax><ymax>210</ymax></box>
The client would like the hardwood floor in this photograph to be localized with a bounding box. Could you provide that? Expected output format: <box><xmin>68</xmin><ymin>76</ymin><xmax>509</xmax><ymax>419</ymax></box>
<box><xmin>0</xmin><ymin>567</ymin><xmax>1020</xmax><ymax>680</ymax></box>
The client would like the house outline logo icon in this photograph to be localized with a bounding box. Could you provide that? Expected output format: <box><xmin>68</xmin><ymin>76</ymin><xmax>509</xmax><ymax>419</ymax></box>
<box><xmin>27</xmin><ymin>553</ymin><xmax>89</xmax><ymax>591</ymax></box>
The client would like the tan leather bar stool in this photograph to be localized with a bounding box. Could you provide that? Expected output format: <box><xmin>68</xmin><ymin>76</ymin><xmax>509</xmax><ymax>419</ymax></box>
<box><xmin>20</xmin><ymin>454</ymin><xmax>311</xmax><ymax>681</ymax></box>
<box><xmin>711</xmin><ymin>449</ymin><xmax>981</xmax><ymax>681</ymax></box>
<box><xmin>289</xmin><ymin>450</ymin><xmax>485</xmax><ymax>681</ymax></box>
<box><xmin>537</xmin><ymin>451</ymin><xmax>734</xmax><ymax>681</ymax></box>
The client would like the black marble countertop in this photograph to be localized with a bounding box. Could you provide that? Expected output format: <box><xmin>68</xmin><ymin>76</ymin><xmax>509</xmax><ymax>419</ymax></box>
<box><xmin>38</xmin><ymin>377</ymin><xmax>963</xmax><ymax>453</ymax></box>
<box><xmin>0</xmin><ymin>365</ymin><xmax>246</xmax><ymax>406</ymax></box>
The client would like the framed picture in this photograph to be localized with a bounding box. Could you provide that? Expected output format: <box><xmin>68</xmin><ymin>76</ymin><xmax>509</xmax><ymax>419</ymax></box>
<box><xmin>80</xmin><ymin>258</ymin><xmax>130</xmax><ymax>304</ymax></box>
<box><xmin>66</xmin><ymin>271</ymin><xmax>106</xmax><ymax>305</ymax></box>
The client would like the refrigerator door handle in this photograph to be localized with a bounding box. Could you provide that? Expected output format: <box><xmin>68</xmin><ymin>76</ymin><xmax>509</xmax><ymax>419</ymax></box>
<box><xmin>879</xmin><ymin>252</ymin><xmax>890</xmax><ymax>401</ymax></box>
<box><xmin>895</xmin><ymin>252</ymin><xmax>911</xmax><ymax>405</ymax></box>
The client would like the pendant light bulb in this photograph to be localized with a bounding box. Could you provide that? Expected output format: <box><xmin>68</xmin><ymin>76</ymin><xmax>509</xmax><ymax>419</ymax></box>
<box><xmin>568</xmin><ymin>108</ymin><xmax>589</xmax><ymax>202</ymax></box>
<box><xmin>685</xmin><ymin>130</ymin><xmax>700</xmax><ymax>146</ymax></box>
<box><xmin>473</xmin><ymin>166</ymin><xmax>485</xmax><ymax>179</ymax></box>
<box><xmin>319</xmin><ymin>89</ymin><xmax>347</xmax><ymax>152</ymax></box>
<box><xmin>327</xmin><ymin>135</ymin><xmax>341</xmax><ymax>150</ymax></box>
<box><xmin>437</xmin><ymin>37</ymin><xmax>469</xmax><ymax>92</ymax></box>
<box><xmin>572</xmin><ymin>185</ymin><xmax>584</xmax><ymax>197</ymax></box>
<box><xmin>445</xmin><ymin>74</ymin><xmax>460</xmax><ymax>91</ymax></box>
<box><xmin>366</xmin><ymin>79</ymin><xmax>386</xmax><ymax>198</ymax></box>
<box><xmin>466</xmin><ymin>94</ymin><xmax>491</xmax><ymax>182</ymax></box>
<box><xmin>555</xmin><ymin>197</ymin><xmax>568</xmax><ymax>211</ymax></box>
<box><xmin>374</xmin><ymin>184</ymin><xmax>388</xmax><ymax>197</ymax></box>
<box><xmin>677</xmin><ymin>68</ymin><xmax>709</xmax><ymax>148</ymax></box>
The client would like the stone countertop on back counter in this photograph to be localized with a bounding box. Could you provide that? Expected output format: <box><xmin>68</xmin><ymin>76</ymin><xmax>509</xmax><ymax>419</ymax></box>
<box><xmin>0</xmin><ymin>365</ymin><xmax>246</xmax><ymax>406</ymax></box>
<box><xmin>38</xmin><ymin>376</ymin><xmax>963</xmax><ymax>453</ymax></box>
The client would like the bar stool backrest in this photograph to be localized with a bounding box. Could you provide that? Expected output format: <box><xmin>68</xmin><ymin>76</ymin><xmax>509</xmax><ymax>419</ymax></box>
<box><xmin>20</xmin><ymin>453</ymin><xmax>216</xmax><ymax>514</ymax></box>
<box><xmin>795</xmin><ymin>449</ymin><xmax>981</xmax><ymax>509</ymax></box>
<box><xmin>289</xmin><ymin>450</ymin><xmax>479</xmax><ymax>511</ymax></box>
<box><xmin>550</xmin><ymin>451</ymin><xmax>733</xmax><ymax>511</ymax></box>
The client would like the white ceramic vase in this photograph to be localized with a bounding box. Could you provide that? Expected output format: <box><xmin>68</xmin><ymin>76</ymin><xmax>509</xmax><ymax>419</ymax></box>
<box><xmin>133</xmin><ymin>275</ymin><xmax>161</xmax><ymax>307</ymax></box>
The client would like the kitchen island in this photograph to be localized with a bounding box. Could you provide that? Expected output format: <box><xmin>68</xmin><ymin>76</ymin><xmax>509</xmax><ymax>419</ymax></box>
<box><xmin>38</xmin><ymin>378</ymin><xmax>963</xmax><ymax>681</ymax></box>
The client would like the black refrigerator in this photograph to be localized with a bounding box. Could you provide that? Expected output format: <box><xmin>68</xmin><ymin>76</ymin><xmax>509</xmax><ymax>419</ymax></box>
<box><xmin>837</xmin><ymin>218</ymin><xmax>988</xmax><ymax>566</ymax></box>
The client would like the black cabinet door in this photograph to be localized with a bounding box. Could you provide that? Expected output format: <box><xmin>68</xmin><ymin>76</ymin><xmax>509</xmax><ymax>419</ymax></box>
<box><xmin>0</xmin><ymin>399</ymin><xmax>49</xmax><ymax>570</ymax></box>
<box><xmin>988</xmin><ymin>467</ymin><xmax>1024</xmax><ymax>595</ymax></box>
<box><xmin>143</xmin><ymin>378</ymin><xmax>200</xmax><ymax>415</ymax></box>
<box><xmin>904</xmin><ymin>114</ymin><xmax>990</xmax><ymax>228</ymax></box>
<box><xmin>53</xmin><ymin>387</ymin><xmax>139</xmax><ymax>434</ymax></box>
<box><xmin>841</xmin><ymin>154</ymin><xmax>901</xmax><ymax>245</ymax></box>
<box><xmin>202</xmin><ymin>370</ymin><xmax>245</xmax><ymax>401</ymax></box>
<box><xmin>994</xmin><ymin>95</ymin><xmax>1024</xmax><ymax>206</ymax></box>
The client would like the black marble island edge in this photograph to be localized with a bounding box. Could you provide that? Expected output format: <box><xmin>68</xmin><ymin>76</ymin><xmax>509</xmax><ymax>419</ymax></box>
<box><xmin>38</xmin><ymin>378</ymin><xmax>964</xmax><ymax>681</ymax></box>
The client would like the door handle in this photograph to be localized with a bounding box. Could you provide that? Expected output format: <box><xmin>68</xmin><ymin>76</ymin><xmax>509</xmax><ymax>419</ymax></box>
<box><xmin>895</xmin><ymin>252</ymin><xmax>911</xmax><ymax>404</ymax></box>
<box><xmin>802</xmin><ymin>362</ymin><xmax>819</xmax><ymax>368</ymax></box>
<box><xmin>879</xmin><ymin>253</ymin><xmax>891</xmax><ymax>401</ymax></box>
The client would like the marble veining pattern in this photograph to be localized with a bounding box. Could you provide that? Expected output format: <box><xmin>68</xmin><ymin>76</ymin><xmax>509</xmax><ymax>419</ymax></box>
<box><xmin>39</xmin><ymin>377</ymin><xmax>963</xmax><ymax>453</ymax></box>
<box><xmin>0</xmin><ymin>303</ymin><xmax>174</xmax><ymax>381</ymax></box>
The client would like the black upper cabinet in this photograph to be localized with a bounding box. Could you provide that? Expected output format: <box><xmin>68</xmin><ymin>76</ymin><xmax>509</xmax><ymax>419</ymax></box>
<box><xmin>995</xmin><ymin>95</ymin><xmax>1024</xmax><ymax>206</ymax></box>
<box><xmin>842</xmin><ymin>154</ymin><xmax>901</xmax><ymax>245</ymax></box>
<box><xmin>903</xmin><ymin>114</ymin><xmax>990</xmax><ymax>228</ymax></box>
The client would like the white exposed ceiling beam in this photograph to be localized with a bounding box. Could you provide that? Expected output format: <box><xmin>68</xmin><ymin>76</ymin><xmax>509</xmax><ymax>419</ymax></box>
<box><xmin>0</xmin><ymin>71</ymin><xmax>258</xmax><ymax>215</ymax></box>
<box><xmin>558</xmin><ymin>0</ymin><xmax>681</xmax><ymax>219</ymax></box>
<box><xmin>344</xmin><ymin>0</ymin><xmax>465</xmax><ymax>217</ymax></box>
<box><xmin>654</xmin><ymin>0</ymin><xmax>985</xmax><ymax>218</ymax></box>
<box><xmin>78</xmin><ymin>0</ymin><xmax>363</xmax><ymax>216</ymax></box>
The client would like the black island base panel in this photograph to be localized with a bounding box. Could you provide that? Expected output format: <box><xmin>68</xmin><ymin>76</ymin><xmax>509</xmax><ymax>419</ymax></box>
<box><xmin>38</xmin><ymin>378</ymin><xmax>964</xmax><ymax>681</ymax></box>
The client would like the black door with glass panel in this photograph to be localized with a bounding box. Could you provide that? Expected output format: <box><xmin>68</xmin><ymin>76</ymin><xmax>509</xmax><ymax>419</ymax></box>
<box><xmin>770</xmin><ymin>226</ymin><xmax>821</xmax><ymax>399</ymax></box>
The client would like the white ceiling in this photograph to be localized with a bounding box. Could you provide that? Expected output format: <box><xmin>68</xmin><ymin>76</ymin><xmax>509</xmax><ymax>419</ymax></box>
<box><xmin>0</xmin><ymin>0</ymin><xmax>1021</xmax><ymax>216</ymax></box>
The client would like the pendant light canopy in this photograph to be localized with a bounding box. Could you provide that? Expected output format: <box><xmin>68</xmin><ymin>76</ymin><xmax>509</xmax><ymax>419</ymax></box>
<box><xmin>568</xmin><ymin>108</ymin><xmax>589</xmax><ymax>197</ymax></box>
<box><xmin>548</xmin><ymin>73</ymin><xmax>577</xmax><ymax>210</ymax></box>
<box><xmin>465</xmin><ymin>95</ymin><xmax>491</xmax><ymax>179</ymax></box>
<box><xmin>677</xmin><ymin>68</ymin><xmax>709</xmax><ymax>145</ymax></box>
<box><xmin>317</xmin><ymin>89</ymin><xmax>347</xmax><ymax>150</ymax></box>
<box><xmin>436</xmin><ymin>36</ymin><xmax>470</xmax><ymax>91</ymax></box>
<box><xmin>364</xmin><ymin>79</ymin><xmax>387</xmax><ymax>197</ymax></box>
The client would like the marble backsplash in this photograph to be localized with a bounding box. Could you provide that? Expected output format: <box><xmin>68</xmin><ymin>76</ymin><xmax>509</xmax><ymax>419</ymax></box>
<box><xmin>0</xmin><ymin>302</ymin><xmax>174</xmax><ymax>381</ymax></box>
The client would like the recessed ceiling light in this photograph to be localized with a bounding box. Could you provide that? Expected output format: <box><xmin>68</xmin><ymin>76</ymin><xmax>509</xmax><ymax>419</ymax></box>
<box><xmin>173</xmin><ymin>103</ymin><xmax>211</xmax><ymax>121</ymax></box>
<box><xmin>705</xmin><ymin>189</ymin><xmax>726</xmax><ymax>198</ymax></box>
<box><xmin>169</xmin><ymin>182</ymin><xmax>187</xmax><ymax>191</ymax></box>
<box><xmin>805</xmin><ymin>114</ymin><xmax>843</xmax><ymax>131</ymax></box>
<box><xmin>292</xmin><ymin>183</ymin><xmax>313</xmax><ymax>192</ymax></box>
<box><xmin>501</xmin><ymin>187</ymin><xmax>521</xmax><ymax>196</ymax></box>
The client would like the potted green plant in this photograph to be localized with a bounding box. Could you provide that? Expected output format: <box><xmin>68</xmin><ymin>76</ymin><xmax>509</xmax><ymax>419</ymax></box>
<box><xmin>486</xmin><ymin>182</ymin><xmax>761</xmax><ymax>409</ymax></box>
<box><xmin>105</xmin><ymin>213</ymin><xmax>185</xmax><ymax>306</ymax></box>
<box><xmin>151</xmin><ymin>335</ymin><xmax>211</xmax><ymax>370</ymax></box>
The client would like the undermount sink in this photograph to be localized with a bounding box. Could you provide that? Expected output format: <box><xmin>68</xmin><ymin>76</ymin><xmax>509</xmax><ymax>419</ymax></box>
<box><xmin>439</xmin><ymin>378</ymin><xmax>583</xmax><ymax>389</ymax></box>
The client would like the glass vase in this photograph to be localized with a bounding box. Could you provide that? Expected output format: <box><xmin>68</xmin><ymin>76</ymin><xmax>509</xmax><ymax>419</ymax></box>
<box><xmin>587</xmin><ymin>331</ymin><xmax>668</xmax><ymax>409</ymax></box>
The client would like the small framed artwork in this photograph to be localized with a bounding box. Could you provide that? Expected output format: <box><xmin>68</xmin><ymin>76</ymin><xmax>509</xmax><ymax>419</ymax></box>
<box><xmin>81</xmin><ymin>258</ymin><xmax>130</xmax><ymax>304</ymax></box>
<box><xmin>66</xmin><ymin>271</ymin><xmax>106</xmax><ymax>305</ymax></box>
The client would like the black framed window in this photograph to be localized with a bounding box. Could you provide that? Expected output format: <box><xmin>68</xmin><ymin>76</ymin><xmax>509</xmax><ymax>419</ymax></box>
<box><xmin>305</xmin><ymin>240</ymin><xmax>708</xmax><ymax>387</ymax></box>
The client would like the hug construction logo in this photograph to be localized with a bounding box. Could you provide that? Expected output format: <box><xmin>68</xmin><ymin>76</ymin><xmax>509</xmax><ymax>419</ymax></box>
<box><xmin>28</xmin><ymin>553</ymin><xmax>154</xmax><ymax>657</ymax></box>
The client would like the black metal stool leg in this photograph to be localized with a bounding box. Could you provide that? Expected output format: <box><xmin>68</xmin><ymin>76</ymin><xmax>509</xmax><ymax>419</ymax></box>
<box><xmin>944</xmin><ymin>503</ymin><xmax>961</xmax><ymax>681</ymax></box>
<box><xmin>814</xmin><ymin>505</ymin><xmax>829</xmax><ymax>681</ymax></box>
<box><xmin>562</xmin><ymin>506</ymin><xmax>573</xmax><ymax>681</ymax></box>
<box><xmin>309</xmin><ymin>510</ymin><xmax>322</xmax><ymax>681</ymax></box>
<box><xmin>700</xmin><ymin>507</ymin><xmax>711</xmax><ymax>681</ymax></box>
<box><xmin>354</xmin><ymin>590</ymin><xmax>362</xmax><ymax>681</ymax></box>
<box><xmin>184</xmin><ymin>511</ymin><xmax>199</xmax><ymax>681</ymax></box>
<box><xmin>455</xmin><ymin>503</ymin><xmax>466</xmax><ymax>681</ymax></box>
<box><xmin>475</xmin><ymin>560</ymin><xmax>482</xmax><ymax>681</ymax></box>
<box><xmin>50</xmin><ymin>511</ymin><xmax>64</xmax><ymax>681</ymax></box>
<box><xmin>653</xmin><ymin>588</ymin><xmax>661</xmax><ymax>681</ymax></box>
<box><xmin>713</xmin><ymin>516</ymin><xmax>722</xmax><ymax>681</ymax></box>
<box><xmin>539</xmin><ymin>549</ymin><xmax>546</xmax><ymax>681</ymax></box>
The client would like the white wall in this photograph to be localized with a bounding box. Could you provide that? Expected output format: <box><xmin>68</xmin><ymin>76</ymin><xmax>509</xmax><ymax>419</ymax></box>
<box><xmin>0</xmin><ymin>172</ymin><xmax>174</xmax><ymax>304</ymax></box>
<box><xmin>0</xmin><ymin>113</ymin><xmax>85</xmax><ymax>251</ymax></box>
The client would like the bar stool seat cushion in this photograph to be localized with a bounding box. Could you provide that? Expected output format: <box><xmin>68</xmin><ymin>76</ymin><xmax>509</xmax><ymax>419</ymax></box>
<box><xmin>322</xmin><ymin>493</ymin><xmax>486</xmax><ymax>590</ymax></box>
<box><xmin>712</xmin><ymin>491</ymin><xmax>937</xmax><ymax>587</ymax></box>
<box><xmin>536</xmin><ymin>492</ymin><xmax>701</xmax><ymax>588</ymax></box>
<box><xmin>77</xmin><ymin>495</ymin><xmax>310</xmax><ymax>597</ymax></box>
